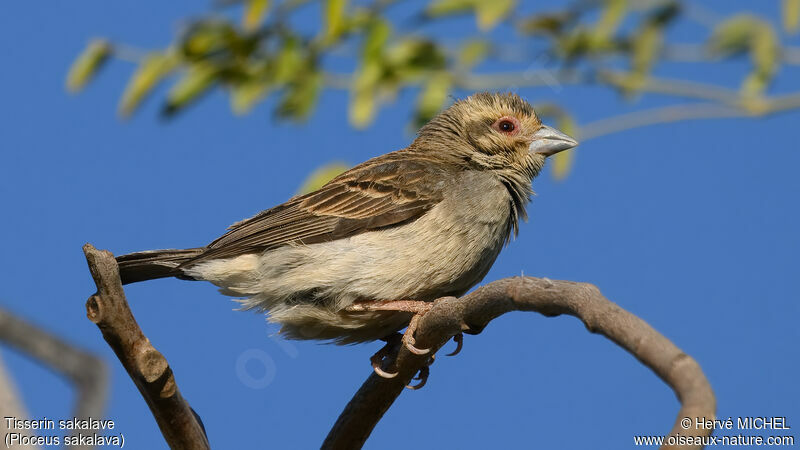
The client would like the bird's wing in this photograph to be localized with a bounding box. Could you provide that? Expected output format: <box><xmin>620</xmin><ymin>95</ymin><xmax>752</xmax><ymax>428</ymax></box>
<box><xmin>188</xmin><ymin>152</ymin><xmax>449</xmax><ymax>263</ymax></box>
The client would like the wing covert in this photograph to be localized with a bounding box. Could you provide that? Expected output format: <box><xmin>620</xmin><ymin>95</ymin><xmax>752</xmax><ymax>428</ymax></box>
<box><xmin>188</xmin><ymin>152</ymin><xmax>450</xmax><ymax>262</ymax></box>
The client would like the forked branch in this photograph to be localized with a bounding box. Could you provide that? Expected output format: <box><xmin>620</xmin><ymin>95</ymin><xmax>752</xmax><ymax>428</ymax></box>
<box><xmin>82</xmin><ymin>244</ymin><xmax>209</xmax><ymax>450</ymax></box>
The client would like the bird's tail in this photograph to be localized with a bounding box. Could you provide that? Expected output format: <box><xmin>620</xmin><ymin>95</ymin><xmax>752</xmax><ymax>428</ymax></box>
<box><xmin>116</xmin><ymin>248</ymin><xmax>205</xmax><ymax>285</ymax></box>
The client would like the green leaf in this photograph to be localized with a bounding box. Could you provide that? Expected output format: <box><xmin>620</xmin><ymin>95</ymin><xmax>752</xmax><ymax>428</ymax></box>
<box><xmin>458</xmin><ymin>39</ymin><xmax>489</xmax><ymax>68</ymax></box>
<box><xmin>551</xmin><ymin>115</ymin><xmax>577</xmax><ymax>180</ymax></box>
<box><xmin>163</xmin><ymin>64</ymin><xmax>218</xmax><ymax>117</ymax></box>
<box><xmin>385</xmin><ymin>39</ymin><xmax>446</xmax><ymax>80</ymax></box>
<box><xmin>349</xmin><ymin>63</ymin><xmax>382</xmax><ymax>128</ymax></box>
<box><xmin>118</xmin><ymin>52</ymin><xmax>178</xmax><ymax>118</ymax></box>
<box><xmin>230</xmin><ymin>59</ymin><xmax>273</xmax><ymax>115</ymax></box>
<box><xmin>784</xmin><ymin>0</ymin><xmax>800</xmax><ymax>34</ymax></box>
<box><xmin>534</xmin><ymin>104</ymin><xmax>579</xmax><ymax>180</ymax></box>
<box><xmin>181</xmin><ymin>21</ymin><xmax>239</xmax><ymax>62</ymax></box>
<box><xmin>708</xmin><ymin>15</ymin><xmax>760</xmax><ymax>56</ymax></box>
<box><xmin>277</xmin><ymin>70</ymin><xmax>323</xmax><ymax>119</ymax></box>
<box><xmin>274</xmin><ymin>37</ymin><xmax>302</xmax><ymax>84</ymax></box>
<box><xmin>741</xmin><ymin>72</ymin><xmax>770</xmax><ymax>97</ymax></box>
<box><xmin>231</xmin><ymin>81</ymin><xmax>270</xmax><ymax>115</ymax></box>
<box><xmin>66</xmin><ymin>39</ymin><xmax>111</xmax><ymax>93</ymax></box>
<box><xmin>324</xmin><ymin>0</ymin><xmax>348</xmax><ymax>43</ymax></box>
<box><xmin>243</xmin><ymin>0</ymin><xmax>270</xmax><ymax>31</ymax></box>
<box><xmin>349</xmin><ymin>89</ymin><xmax>376</xmax><ymax>128</ymax></box>
<box><xmin>362</xmin><ymin>19</ymin><xmax>391</xmax><ymax>61</ymax></box>
<box><xmin>428</xmin><ymin>0</ymin><xmax>517</xmax><ymax>31</ymax></box>
<box><xmin>593</xmin><ymin>0</ymin><xmax>627</xmax><ymax>43</ymax></box>
<box><xmin>709</xmin><ymin>15</ymin><xmax>780</xmax><ymax>96</ymax></box>
<box><xmin>475</xmin><ymin>0</ymin><xmax>516</xmax><ymax>31</ymax></box>
<box><xmin>632</xmin><ymin>24</ymin><xmax>662</xmax><ymax>76</ymax></box>
<box><xmin>557</xmin><ymin>27</ymin><xmax>593</xmax><ymax>59</ymax></box>
<box><xmin>349</xmin><ymin>20</ymin><xmax>391</xmax><ymax>128</ymax></box>
<box><xmin>296</xmin><ymin>162</ymin><xmax>350</xmax><ymax>195</ymax></box>
<box><xmin>426</xmin><ymin>0</ymin><xmax>473</xmax><ymax>17</ymax></box>
<box><xmin>751</xmin><ymin>23</ymin><xmax>779</xmax><ymax>78</ymax></box>
<box><xmin>517</xmin><ymin>12</ymin><xmax>573</xmax><ymax>36</ymax></box>
<box><xmin>647</xmin><ymin>0</ymin><xmax>680</xmax><ymax>26</ymax></box>
<box><xmin>413</xmin><ymin>71</ymin><xmax>451</xmax><ymax>129</ymax></box>
<box><xmin>742</xmin><ymin>23</ymin><xmax>778</xmax><ymax>97</ymax></box>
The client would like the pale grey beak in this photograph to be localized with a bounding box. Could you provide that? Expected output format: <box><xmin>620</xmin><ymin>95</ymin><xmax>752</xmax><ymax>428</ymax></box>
<box><xmin>529</xmin><ymin>125</ymin><xmax>579</xmax><ymax>157</ymax></box>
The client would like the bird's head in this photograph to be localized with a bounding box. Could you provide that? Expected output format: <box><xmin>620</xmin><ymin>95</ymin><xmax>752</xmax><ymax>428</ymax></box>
<box><xmin>413</xmin><ymin>92</ymin><xmax>578</xmax><ymax>179</ymax></box>
<box><xmin>412</xmin><ymin>92</ymin><xmax>579</xmax><ymax>234</ymax></box>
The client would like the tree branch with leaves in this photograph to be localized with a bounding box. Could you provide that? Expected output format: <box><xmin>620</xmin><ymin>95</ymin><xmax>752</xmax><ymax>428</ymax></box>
<box><xmin>67</xmin><ymin>0</ymin><xmax>800</xmax><ymax>180</ymax></box>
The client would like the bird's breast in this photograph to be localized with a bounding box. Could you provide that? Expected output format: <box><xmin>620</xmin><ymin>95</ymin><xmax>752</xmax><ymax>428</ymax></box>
<box><xmin>343</xmin><ymin>170</ymin><xmax>514</xmax><ymax>301</ymax></box>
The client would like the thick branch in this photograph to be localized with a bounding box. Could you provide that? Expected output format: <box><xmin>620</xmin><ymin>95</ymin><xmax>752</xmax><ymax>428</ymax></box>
<box><xmin>0</xmin><ymin>308</ymin><xmax>108</xmax><ymax>450</ymax></box>
<box><xmin>82</xmin><ymin>244</ymin><xmax>209</xmax><ymax>450</ymax></box>
<box><xmin>324</xmin><ymin>277</ymin><xmax>715</xmax><ymax>450</ymax></box>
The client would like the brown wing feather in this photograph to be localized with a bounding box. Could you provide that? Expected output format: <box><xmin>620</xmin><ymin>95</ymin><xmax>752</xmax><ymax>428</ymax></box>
<box><xmin>185</xmin><ymin>151</ymin><xmax>450</xmax><ymax>263</ymax></box>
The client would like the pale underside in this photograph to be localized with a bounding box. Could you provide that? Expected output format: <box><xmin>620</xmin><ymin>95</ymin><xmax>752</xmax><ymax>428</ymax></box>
<box><xmin>184</xmin><ymin>170</ymin><xmax>515</xmax><ymax>343</ymax></box>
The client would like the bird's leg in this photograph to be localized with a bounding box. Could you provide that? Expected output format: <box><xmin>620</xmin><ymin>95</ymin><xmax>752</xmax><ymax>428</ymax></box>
<box><xmin>345</xmin><ymin>299</ymin><xmax>432</xmax><ymax>314</ymax></box>
<box><xmin>346</xmin><ymin>300</ymin><xmax>433</xmax><ymax>355</ymax></box>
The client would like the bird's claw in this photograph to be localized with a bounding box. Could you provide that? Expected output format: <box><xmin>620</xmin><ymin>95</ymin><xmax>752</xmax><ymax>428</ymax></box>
<box><xmin>402</xmin><ymin>313</ymin><xmax>431</xmax><ymax>355</ymax></box>
<box><xmin>445</xmin><ymin>332</ymin><xmax>464</xmax><ymax>356</ymax></box>
<box><xmin>405</xmin><ymin>361</ymin><xmax>432</xmax><ymax>390</ymax></box>
<box><xmin>371</xmin><ymin>355</ymin><xmax>398</xmax><ymax>378</ymax></box>
<box><xmin>370</xmin><ymin>334</ymin><xmax>400</xmax><ymax>378</ymax></box>
<box><xmin>402</xmin><ymin>336</ymin><xmax>430</xmax><ymax>355</ymax></box>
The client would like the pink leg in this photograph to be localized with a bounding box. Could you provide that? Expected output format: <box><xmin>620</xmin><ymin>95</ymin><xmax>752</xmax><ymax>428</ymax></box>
<box><xmin>346</xmin><ymin>300</ymin><xmax>434</xmax><ymax>355</ymax></box>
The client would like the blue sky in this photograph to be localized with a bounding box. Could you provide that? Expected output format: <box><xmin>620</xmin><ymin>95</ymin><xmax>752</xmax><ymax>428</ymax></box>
<box><xmin>1</xmin><ymin>1</ymin><xmax>798</xmax><ymax>449</ymax></box>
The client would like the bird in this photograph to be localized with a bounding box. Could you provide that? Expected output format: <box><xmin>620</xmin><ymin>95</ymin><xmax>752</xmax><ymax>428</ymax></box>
<box><xmin>116</xmin><ymin>92</ymin><xmax>577</xmax><ymax>379</ymax></box>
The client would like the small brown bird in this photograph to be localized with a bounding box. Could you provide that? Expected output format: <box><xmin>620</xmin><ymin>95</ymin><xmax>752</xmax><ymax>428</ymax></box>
<box><xmin>116</xmin><ymin>92</ymin><xmax>577</xmax><ymax>376</ymax></box>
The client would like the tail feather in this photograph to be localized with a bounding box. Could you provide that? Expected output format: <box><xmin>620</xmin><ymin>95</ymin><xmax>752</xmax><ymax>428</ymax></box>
<box><xmin>116</xmin><ymin>248</ymin><xmax>205</xmax><ymax>284</ymax></box>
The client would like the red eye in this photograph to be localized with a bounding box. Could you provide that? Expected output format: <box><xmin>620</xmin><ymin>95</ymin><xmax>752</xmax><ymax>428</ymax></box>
<box><xmin>492</xmin><ymin>116</ymin><xmax>520</xmax><ymax>135</ymax></box>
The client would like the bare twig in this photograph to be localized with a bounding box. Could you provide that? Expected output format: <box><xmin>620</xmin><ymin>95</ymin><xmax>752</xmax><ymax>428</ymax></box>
<box><xmin>82</xmin><ymin>244</ymin><xmax>210</xmax><ymax>450</ymax></box>
<box><xmin>682</xmin><ymin>2</ymin><xmax>722</xmax><ymax>29</ymax></box>
<box><xmin>578</xmin><ymin>102</ymin><xmax>746</xmax><ymax>141</ymax></box>
<box><xmin>577</xmin><ymin>89</ymin><xmax>800</xmax><ymax>141</ymax></box>
<box><xmin>0</xmin><ymin>308</ymin><xmax>108</xmax><ymax>450</ymax></box>
<box><xmin>597</xmin><ymin>71</ymin><xmax>743</xmax><ymax>106</ymax></box>
<box><xmin>323</xmin><ymin>277</ymin><xmax>715</xmax><ymax>450</ymax></box>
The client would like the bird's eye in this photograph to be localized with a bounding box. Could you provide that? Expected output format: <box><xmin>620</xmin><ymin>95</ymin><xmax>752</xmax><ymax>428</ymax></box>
<box><xmin>492</xmin><ymin>116</ymin><xmax>520</xmax><ymax>135</ymax></box>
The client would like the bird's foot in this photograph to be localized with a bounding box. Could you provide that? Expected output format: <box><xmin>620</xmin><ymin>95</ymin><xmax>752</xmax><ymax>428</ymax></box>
<box><xmin>348</xmin><ymin>300</ymin><xmax>463</xmax><ymax>386</ymax></box>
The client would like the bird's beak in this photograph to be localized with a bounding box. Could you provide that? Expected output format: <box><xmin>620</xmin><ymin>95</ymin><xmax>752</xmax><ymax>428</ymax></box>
<box><xmin>529</xmin><ymin>125</ymin><xmax>579</xmax><ymax>157</ymax></box>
